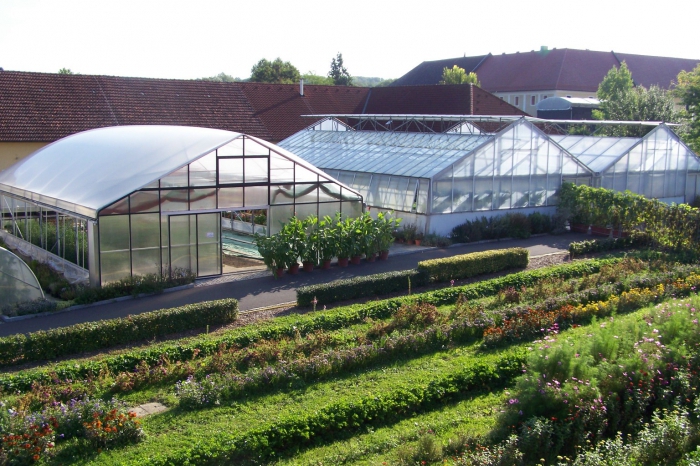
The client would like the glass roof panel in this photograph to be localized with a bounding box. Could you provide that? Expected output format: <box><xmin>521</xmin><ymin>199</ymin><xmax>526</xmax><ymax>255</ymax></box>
<box><xmin>0</xmin><ymin>126</ymin><xmax>241</xmax><ymax>218</ymax></box>
<box><xmin>551</xmin><ymin>135</ymin><xmax>639</xmax><ymax>173</ymax></box>
<box><xmin>279</xmin><ymin>130</ymin><xmax>492</xmax><ymax>179</ymax></box>
<box><xmin>0</xmin><ymin>246</ymin><xmax>44</xmax><ymax>307</ymax></box>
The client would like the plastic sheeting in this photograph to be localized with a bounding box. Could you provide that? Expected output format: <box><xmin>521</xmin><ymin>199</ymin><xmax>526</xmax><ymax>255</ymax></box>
<box><xmin>0</xmin><ymin>245</ymin><xmax>44</xmax><ymax>308</ymax></box>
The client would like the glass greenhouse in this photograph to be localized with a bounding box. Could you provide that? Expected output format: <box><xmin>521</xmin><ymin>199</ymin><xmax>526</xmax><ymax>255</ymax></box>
<box><xmin>0</xmin><ymin>246</ymin><xmax>44</xmax><ymax>308</ymax></box>
<box><xmin>279</xmin><ymin>117</ymin><xmax>700</xmax><ymax>235</ymax></box>
<box><xmin>0</xmin><ymin>126</ymin><xmax>362</xmax><ymax>286</ymax></box>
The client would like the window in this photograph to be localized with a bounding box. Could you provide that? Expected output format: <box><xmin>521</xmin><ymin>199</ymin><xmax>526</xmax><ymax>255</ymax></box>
<box><xmin>514</xmin><ymin>96</ymin><xmax>519</xmax><ymax>106</ymax></box>
<box><xmin>531</xmin><ymin>95</ymin><xmax>536</xmax><ymax>105</ymax></box>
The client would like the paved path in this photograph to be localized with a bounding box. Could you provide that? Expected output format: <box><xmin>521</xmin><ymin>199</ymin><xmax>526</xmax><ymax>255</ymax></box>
<box><xmin>0</xmin><ymin>233</ymin><xmax>589</xmax><ymax>337</ymax></box>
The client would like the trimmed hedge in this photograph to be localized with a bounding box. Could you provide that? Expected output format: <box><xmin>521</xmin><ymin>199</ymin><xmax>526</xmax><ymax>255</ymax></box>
<box><xmin>0</xmin><ymin>258</ymin><xmax>620</xmax><ymax>393</ymax></box>
<box><xmin>0</xmin><ymin>299</ymin><xmax>238</xmax><ymax>367</ymax></box>
<box><xmin>417</xmin><ymin>247</ymin><xmax>529</xmax><ymax>283</ymax></box>
<box><xmin>297</xmin><ymin>270</ymin><xmax>429</xmax><ymax>307</ymax></box>
<box><xmin>568</xmin><ymin>233</ymin><xmax>652</xmax><ymax>257</ymax></box>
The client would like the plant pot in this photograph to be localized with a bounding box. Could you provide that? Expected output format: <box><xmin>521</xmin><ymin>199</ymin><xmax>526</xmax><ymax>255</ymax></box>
<box><xmin>275</xmin><ymin>267</ymin><xmax>285</xmax><ymax>278</ymax></box>
<box><xmin>337</xmin><ymin>257</ymin><xmax>349</xmax><ymax>267</ymax></box>
<box><xmin>350</xmin><ymin>255</ymin><xmax>362</xmax><ymax>265</ymax></box>
<box><xmin>302</xmin><ymin>261</ymin><xmax>314</xmax><ymax>272</ymax></box>
<box><xmin>398</xmin><ymin>238</ymin><xmax>405</xmax><ymax>243</ymax></box>
<box><xmin>414</xmin><ymin>239</ymin><xmax>422</xmax><ymax>246</ymax></box>
<box><xmin>379</xmin><ymin>250</ymin><xmax>389</xmax><ymax>261</ymax></box>
<box><xmin>288</xmin><ymin>263</ymin><xmax>300</xmax><ymax>274</ymax></box>
<box><xmin>321</xmin><ymin>259</ymin><xmax>331</xmax><ymax>269</ymax></box>
<box><xmin>366</xmin><ymin>253</ymin><xmax>376</xmax><ymax>262</ymax></box>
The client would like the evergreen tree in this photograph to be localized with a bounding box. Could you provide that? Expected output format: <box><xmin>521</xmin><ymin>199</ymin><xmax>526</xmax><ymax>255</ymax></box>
<box><xmin>328</xmin><ymin>53</ymin><xmax>353</xmax><ymax>86</ymax></box>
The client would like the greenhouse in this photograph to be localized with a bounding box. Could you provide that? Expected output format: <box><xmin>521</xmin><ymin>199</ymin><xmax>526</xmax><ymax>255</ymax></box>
<box><xmin>0</xmin><ymin>246</ymin><xmax>44</xmax><ymax>308</ymax></box>
<box><xmin>280</xmin><ymin>116</ymin><xmax>700</xmax><ymax>235</ymax></box>
<box><xmin>0</xmin><ymin>126</ymin><xmax>362</xmax><ymax>286</ymax></box>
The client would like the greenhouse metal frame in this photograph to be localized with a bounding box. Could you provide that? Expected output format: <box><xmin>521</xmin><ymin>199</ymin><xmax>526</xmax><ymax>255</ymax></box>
<box><xmin>0</xmin><ymin>126</ymin><xmax>362</xmax><ymax>286</ymax></box>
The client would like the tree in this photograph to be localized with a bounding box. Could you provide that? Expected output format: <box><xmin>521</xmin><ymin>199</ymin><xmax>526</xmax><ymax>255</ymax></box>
<box><xmin>199</xmin><ymin>72</ymin><xmax>240</xmax><ymax>82</ymax></box>
<box><xmin>597</xmin><ymin>61</ymin><xmax>633</xmax><ymax>101</ymax></box>
<box><xmin>595</xmin><ymin>85</ymin><xmax>681</xmax><ymax>137</ymax></box>
<box><xmin>440</xmin><ymin>66</ymin><xmax>480</xmax><ymax>86</ymax></box>
<box><xmin>301</xmin><ymin>72</ymin><xmax>334</xmax><ymax>85</ymax></box>
<box><xmin>250</xmin><ymin>58</ymin><xmax>301</xmax><ymax>84</ymax></box>
<box><xmin>58</xmin><ymin>68</ymin><xmax>73</xmax><ymax>74</ymax></box>
<box><xmin>328</xmin><ymin>53</ymin><xmax>353</xmax><ymax>86</ymax></box>
<box><xmin>674</xmin><ymin>64</ymin><xmax>700</xmax><ymax>153</ymax></box>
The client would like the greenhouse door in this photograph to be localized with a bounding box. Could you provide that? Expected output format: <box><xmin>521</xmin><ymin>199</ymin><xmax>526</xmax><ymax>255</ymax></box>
<box><xmin>168</xmin><ymin>213</ymin><xmax>221</xmax><ymax>278</ymax></box>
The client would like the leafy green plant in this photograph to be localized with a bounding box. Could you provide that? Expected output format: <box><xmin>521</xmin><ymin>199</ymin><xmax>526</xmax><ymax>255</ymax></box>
<box><xmin>418</xmin><ymin>248</ymin><xmax>529</xmax><ymax>283</ymax></box>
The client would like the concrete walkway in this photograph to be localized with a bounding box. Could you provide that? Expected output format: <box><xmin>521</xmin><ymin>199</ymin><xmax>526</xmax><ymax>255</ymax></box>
<box><xmin>0</xmin><ymin>232</ymin><xmax>589</xmax><ymax>337</ymax></box>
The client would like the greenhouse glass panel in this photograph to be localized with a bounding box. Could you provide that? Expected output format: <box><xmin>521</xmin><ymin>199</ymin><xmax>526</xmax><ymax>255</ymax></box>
<box><xmin>245</xmin><ymin>158</ymin><xmax>269</xmax><ymax>183</ymax></box>
<box><xmin>270</xmin><ymin>153</ymin><xmax>294</xmax><ymax>183</ymax></box>
<box><xmin>161</xmin><ymin>166</ymin><xmax>188</xmax><ymax>188</ymax></box>
<box><xmin>295</xmin><ymin>184</ymin><xmax>318</xmax><ymax>203</ymax></box>
<box><xmin>244</xmin><ymin>138</ymin><xmax>270</xmax><ymax>156</ymax></box>
<box><xmin>340</xmin><ymin>187</ymin><xmax>361</xmax><ymax>202</ymax></box>
<box><xmin>319</xmin><ymin>202</ymin><xmax>340</xmax><ymax>220</ymax></box>
<box><xmin>161</xmin><ymin>216</ymin><xmax>169</xmax><ymax>272</ymax></box>
<box><xmin>453</xmin><ymin>177</ymin><xmax>473</xmax><ymax>212</ymax></box>
<box><xmin>473</xmin><ymin>178</ymin><xmax>493</xmax><ymax>211</ymax></box>
<box><xmin>342</xmin><ymin>201</ymin><xmax>362</xmax><ymax>220</ymax></box>
<box><xmin>531</xmin><ymin>175</ymin><xmax>548</xmax><ymax>207</ymax></box>
<box><xmin>244</xmin><ymin>186</ymin><xmax>267</xmax><ymax>206</ymax></box>
<box><xmin>100</xmin><ymin>250</ymin><xmax>130</xmax><ymax>284</ymax></box>
<box><xmin>416</xmin><ymin>180</ymin><xmax>428</xmax><ymax>214</ymax></box>
<box><xmin>219</xmin><ymin>158</ymin><xmax>244</xmax><ymax>184</ymax></box>
<box><xmin>0</xmin><ymin>247</ymin><xmax>44</xmax><ymax>307</ymax></box>
<box><xmin>189</xmin><ymin>188</ymin><xmax>217</xmax><ymax>210</ymax></box>
<box><xmin>269</xmin><ymin>204</ymin><xmax>294</xmax><ymax>235</ymax></box>
<box><xmin>432</xmin><ymin>176</ymin><xmax>453</xmax><ymax>214</ymax></box>
<box><xmin>101</xmin><ymin>197</ymin><xmax>129</xmax><ymax>216</ymax></box>
<box><xmin>217</xmin><ymin>187</ymin><xmax>243</xmax><ymax>208</ymax></box>
<box><xmin>99</xmin><ymin>215</ymin><xmax>129</xmax><ymax>251</ymax></box>
<box><xmin>189</xmin><ymin>151</ymin><xmax>217</xmax><ymax>186</ymax></box>
<box><xmin>295</xmin><ymin>165</ymin><xmax>318</xmax><ymax>183</ymax></box>
<box><xmin>218</xmin><ymin>138</ymin><xmax>244</xmax><ymax>156</ymax></box>
<box><xmin>270</xmin><ymin>185</ymin><xmax>294</xmax><ymax>205</ymax></box>
<box><xmin>130</xmin><ymin>213</ymin><xmax>160</xmax><ymax>249</ymax></box>
<box><xmin>131</xmin><ymin>248</ymin><xmax>160</xmax><ymax>277</ymax></box>
<box><xmin>337</xmin><ymin>172</ymin><xmax>354</xmax><ymax>186</ymax></box>
<box><xmin>197</xmin><ymin>213</ymin><xmax>221</xmax><ymax>276</ymax></box>
<box><xmin>494</xmin><ymin>177</ymin><xmax>511</xmax><ymax>209</ymax></box>
<box><xmin>512</xmin><ymin>177</ymin><xmax>530</xmax><ymax>208</ymax></box>
<box><xmin>160</xmin><ymin>189</ymin><xmax>188</xmax><ymax>212</ymax></box>
<box><xmin>319</xmin><ymin>183</ymin><xmax>342</xmax><ymax>203</ymax></box>
<box><xmin>473</xmin><ymin>145</ymin><xmax>495</xmax><ymax>177</ymax></box>
<box><xmin>295</xmin><ymin>203</ymin><xmax>317</xmax><ymax>221</ymax></box>
<box><xmin>130</xmin><ymin>191</ymin><xmax>159</xmax><ymax>214</ymax></box>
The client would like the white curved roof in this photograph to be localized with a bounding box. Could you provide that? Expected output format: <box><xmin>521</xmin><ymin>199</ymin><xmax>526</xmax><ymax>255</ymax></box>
<box><xmin>0</xmin><ymin>126</ymin><xmax>241</xmax><ymax>218</ymax></box>
<box><xmin>0</xmin><ymin>246</ymin><xmax>44</xmax><ymax>307</ymax></box>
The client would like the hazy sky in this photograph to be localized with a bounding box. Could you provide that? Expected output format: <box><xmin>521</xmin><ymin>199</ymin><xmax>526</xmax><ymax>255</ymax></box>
<box><xmin>1</xmin><ymin>0</ymin><xmax>698</xmax><ymax>81</ymax></box>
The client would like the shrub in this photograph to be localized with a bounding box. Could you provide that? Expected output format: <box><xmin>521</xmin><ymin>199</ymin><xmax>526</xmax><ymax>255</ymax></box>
<box><xmin>297</xmin><ymin>270</ymin><xmax>429</xmax><ymax>307</ymax></box>
<box><xmin>1</xmin><ymin>298</ymin><xmax>58</xmax><ymax>317</ymax></box>
<box><xmin>529</xmin><ymin>212</ymin><xmax>553</xmax><ymax>235</ymax></box>
<box><xmin>0</xmin><ymin>299</ymin><xmax>238</xmax><ymax>366</ymax></box>
<box><xmin>507</xmin><ymin>213</ymin><xmax>531</xmax><ymax>239</ymax></box>
<box><xmin>417</xmin><ymin>248</ymin><xmax>529</xmax><ymax>283</ymax></box>
<box><xmin>568</xmin><ymin>232</ymin><xmax>652</xmax><ymax>257</ymax></box>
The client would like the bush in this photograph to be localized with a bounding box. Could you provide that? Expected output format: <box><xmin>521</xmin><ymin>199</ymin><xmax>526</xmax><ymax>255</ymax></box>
<box><xmin>450</xmin><ymin>213</ymin><xmax>554</xmax><ymax>243</ymax></box>
<box><xmin>417</xmin><ymin>248</ymin><xmax>529</xmax><ymax>283</ymax></box>
<box><xmin>297</xmin><ymin>270</ymin><xmax>429</xmax><ymax>307</ymax></box>
<box><xmin>568</xmin><ymin>232</ymin><xmax>652</xmax><ymax>257</ymax></box>
<box><xmin>0</xmin><ymin>299</ymin><xmax>238</xmax><ymax>366</ymax></box>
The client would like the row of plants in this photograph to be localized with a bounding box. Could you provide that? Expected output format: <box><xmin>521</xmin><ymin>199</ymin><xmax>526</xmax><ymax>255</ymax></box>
<box><xmin>2</xmin><ymin>218</ymin><xmax>88</xmax><ymax>267</ymax></box>
<box><xmin>2</xmin><ymin>254</ymin><xmax>693</xmax><ymax>463</ymax></box>
<box><xmin>297</xmin><ymin>247</ymin><xmax>529</xmax><ymax>306</ymax></box>
<box><xmin>558</xmin><ymin>181</ymin><xmax>700</xmax><ymax>256</ymax></box>
<box><xmin>456</xmin><ymin>293</ymin><xmax>700</xmax><ymax>464</ymax></box>
<box><xmin>0</xmin><ymin>299</ymin><xmax>239</xmax><ymax>367</ymax></box>
<box><xmin>96</xmin><ymin>257</ymin><xmax>700</xmax><ymax>464</ymax></box>
<box><xmin>255</xmin><ymin>211</ymin><xmax>400</xmax><ymax>276</ymax></box>
<box><xmin>0</xmin><ymin>397</ymin><xmax>143</xmax><ymax>464</ymax></box>
<box><xmin>449</xmin><ymin>212</ymin><xmax>559</xmax><ymax>243</ymax></box>
<box><xmin>0</xmin><ymin>257</ymin><xmax>623</xmax><ymax>394</ymax></box>
<box><xmin>568</xmin><ymin>231</ymin><xmax>652</xmax><ymax>258</ymax></box>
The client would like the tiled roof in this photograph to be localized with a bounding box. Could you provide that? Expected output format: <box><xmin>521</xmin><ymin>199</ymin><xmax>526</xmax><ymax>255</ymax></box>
<box><xmin>392</xmin><ymin>49</ymin><xmax>700</xmax><ymax>93</ymax></box>
<box><xmin>391</xmin><ymin>55</ymin><xmax>490</xmax><ymax>87</ymax></box>
<box><xmin>0</xmin><ymin>71</ymin><xmax>271</xmax><ymax>142</ymax></box>
<box><xmin>366</xmin><ymin>84</ymin><xmax>526</xmax><ymax>116</ymax></box>
<box><xmin>238</xmin><ymin>83</ymin><xmax>369</xmax><ymax>142</ymax></box>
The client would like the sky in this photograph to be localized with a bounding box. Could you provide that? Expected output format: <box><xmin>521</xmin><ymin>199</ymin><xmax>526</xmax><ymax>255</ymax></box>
<box><xmin>1</xmin><ymin>0</ymin><xmax>698</xmax><ymax>81</ymax></box>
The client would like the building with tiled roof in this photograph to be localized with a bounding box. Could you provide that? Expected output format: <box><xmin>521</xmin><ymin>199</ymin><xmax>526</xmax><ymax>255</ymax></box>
<box><xmin>392</xmin><ymin>48</ymin><xmax>700</xmax><ymax>116</ymax></box>
<box><xmin>0</xmin><ymin>70</ymin><xmax>525</xmax><ymax>170</ymax></box>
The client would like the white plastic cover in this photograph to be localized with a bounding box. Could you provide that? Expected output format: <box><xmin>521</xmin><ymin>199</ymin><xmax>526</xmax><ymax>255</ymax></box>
<box><xmin>0</xmin><ymin>245</ymin><xmax>44</xmax><ymax>308</ymax></box>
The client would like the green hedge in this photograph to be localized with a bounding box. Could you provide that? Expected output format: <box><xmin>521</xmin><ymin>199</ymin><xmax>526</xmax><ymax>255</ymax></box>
<box><xmin>0</xmin><ymin>299</ymin><xmax>238</xmax><ymax>367</ymax></box>
<box><xmin>568</xmin><ymin>233</ymin><xmax>652</xmax><ymax>257</ymax></box>
<box><xmin>297</xmin><ymin>270</ymin><xmax>429</xmax><ymax>307</ymax></box>
<box><xmin>417</xmin><ymin>247</ymin><xmax>529</xmax><ymax>283</ymax></box>
<box><xmin>0</xmin><ymin>258</ymin><xmax>620</xmax><ymax>393</ymax></box>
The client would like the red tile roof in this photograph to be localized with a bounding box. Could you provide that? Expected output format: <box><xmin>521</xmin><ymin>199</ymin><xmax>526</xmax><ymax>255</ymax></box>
<box><xmin>393</xmin><ymin>48</ymin><xmax>700</xmax><ymax>93</ymax></box>
<box><xmin>238</xmin><ymin>83</ymin><xmax>369</xmax><ymax>142</ymax></box>
<box><xmin>0</xmin><ymin>71</ymin><xmax>271</xmax><ymax>142</ymax></box>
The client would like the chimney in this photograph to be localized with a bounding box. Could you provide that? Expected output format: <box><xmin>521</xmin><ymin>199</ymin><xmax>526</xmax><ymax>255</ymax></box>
<box><xmin>300</xmin><ymin>78</ymin><xmax>304</xmax><ymax>96</ymax></box>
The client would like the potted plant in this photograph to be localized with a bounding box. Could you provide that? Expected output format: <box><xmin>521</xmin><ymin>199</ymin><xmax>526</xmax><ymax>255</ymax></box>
<box><xmin>318</xmin><ymin>215</ymin><xmax>337</xmax><ymax>269</ymax></box>
<box><xmin>375</xmin><ymin>211</ymin><xmax>400</xmax><ymax>260</ymax></box>
<box><xmin>402</xmin><ymin>223</ymin><xmax>417</xmax><ymax>244</ymax></box>
<box><xmin>414</xmin><ymin>231</ymin><xmax>424</xmax><ymax>246</ymax></box>
<box><xmin>255</xmin><ymin>234</ymin><xmax>288</xmax><ymax>278</ymax></box>
<box><xmin>348</xmin><ymin>215</ymin><xmax>365</xmax><ymax>264</ymax></box>
<box><xmin>300</xmin><ymin>216</ymin><xmax>319</xmax><ymax>272</ymax></box>
<box><xmin>333</xmin><ymin>213</ymin><xmax>353</xmax><ymax>267</ymax></box>
<box><xmin>278</xmin><ymin>216</ymin><xmax>306</xmax><ymax>274</ymax></box>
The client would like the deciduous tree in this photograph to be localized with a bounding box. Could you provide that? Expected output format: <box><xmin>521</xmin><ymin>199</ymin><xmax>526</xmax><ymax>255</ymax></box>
<box><xmin>674</xmin><ymin>64</ymin><xmax>700</xmax><ymax>153</ymax></box>
<box><xmin>440</xmin><ymin>66</ymin><xmax>479</xmax><ymax>86</ymax></box>
<box><xmin>250</xmin><ymin>58</ymin><xmax>301</xmax><ymax>84</ymax></box>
